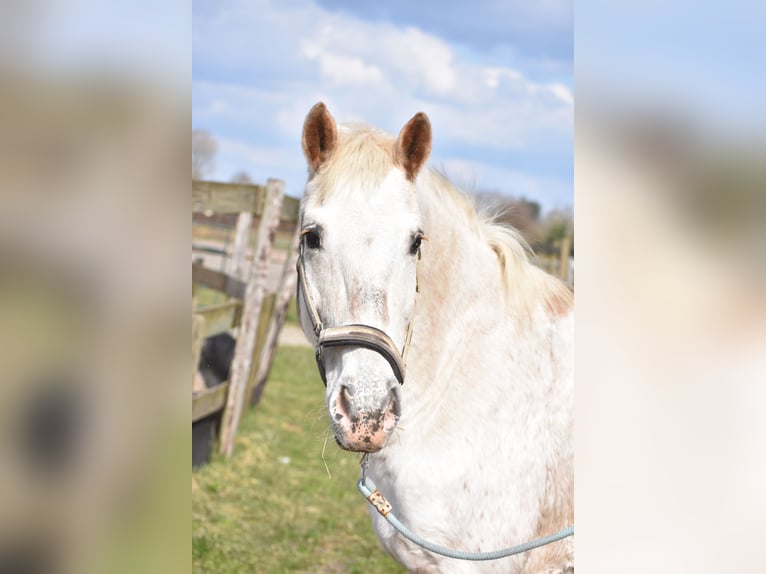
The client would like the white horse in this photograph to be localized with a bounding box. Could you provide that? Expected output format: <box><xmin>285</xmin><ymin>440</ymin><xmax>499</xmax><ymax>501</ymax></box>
<box><xmin>296</xmin><ymin>103</ymin><xmax>574</xmax><ymax>573</ymax></box>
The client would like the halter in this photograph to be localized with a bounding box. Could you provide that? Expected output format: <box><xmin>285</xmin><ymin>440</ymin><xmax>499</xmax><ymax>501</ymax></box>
<box><xmin>295</xmin><ymin>245</ymin><xmax>418</xmax><ymax>387</ymax></box>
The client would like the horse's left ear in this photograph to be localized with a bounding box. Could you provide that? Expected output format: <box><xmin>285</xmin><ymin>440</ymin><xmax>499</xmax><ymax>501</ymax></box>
<box><xmin>395</xmin><ymin>112</ymin><xmax>431</xmax><ymax>181</ymax></box>
<box><xmin>302</xmin><ymin>102</ymin><xmax>338</xmax><ymax>173</ymax></box>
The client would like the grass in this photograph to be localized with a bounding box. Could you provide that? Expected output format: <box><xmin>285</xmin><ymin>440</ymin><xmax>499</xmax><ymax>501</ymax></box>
<box><xmin>284</xmin><ymin>295</ymin><xmax>299</xmax><ymax>325</ymax></box>
<box><xmin>194</xmin><ymin>285</ymin><xmax>229</xmax><ymax>308</ymax></box>
<box><xmin>192</xmin><ymin>344</ymin><xmax>406</xmax><ymax>574</ymax></box>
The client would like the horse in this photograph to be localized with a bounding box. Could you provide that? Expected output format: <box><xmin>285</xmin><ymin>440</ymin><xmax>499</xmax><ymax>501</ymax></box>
<box><xmin>296</xmin><ymin>102</ymin><xmax>574</xmax><ymax>573</ymax></box>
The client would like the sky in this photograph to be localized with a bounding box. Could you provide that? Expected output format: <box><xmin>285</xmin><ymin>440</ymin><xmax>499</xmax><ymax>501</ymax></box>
<box><xmin>193</xmin><ymin>0</ymin><xmax>573</xmax><ymax>212</ymax></box>
<box><xmin>575</xmin><ymin>1</ymin><xmax>765</xmax><ymax>139</ymax></box>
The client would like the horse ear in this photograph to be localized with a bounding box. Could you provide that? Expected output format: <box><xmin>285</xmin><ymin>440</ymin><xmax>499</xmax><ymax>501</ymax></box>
<box><xmin>302</xmin><ymin>102</ymin><xmax>337</xmax><ymax>173</ymax></box>
<box><xmin>395</xmin><ymin>112</ymin><xmax>431</xmax><ymax>181</ymax></box>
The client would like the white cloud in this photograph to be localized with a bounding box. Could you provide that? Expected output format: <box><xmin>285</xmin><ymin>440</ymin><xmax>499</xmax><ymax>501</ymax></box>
<box><xmin>307</xmin><ymin>1</ymin><xmax>572</xmax><ymax>66</ymax></box>
<box><xmin>313</xmin><ymin>53</ymin><xmax>386</xmax><ymax>87</ymax></box>
<box><xmin>193</xmin><ymin>0</ymin><xmax>572</xmax><ymax>207</ymax></box>
<box><xmin>299</xmin><ymin>18</ymin><xmax>458</xmax><ymax>96</ymax></box>
<box><xmin>385</xmin><ymin>26</ymin><xmax>458</xmax><ymax>95</ymax></box>
<box><xmin>548</xmin><ymin>83</ymin><xmax>574</xmax><ymax>105</ymax></box>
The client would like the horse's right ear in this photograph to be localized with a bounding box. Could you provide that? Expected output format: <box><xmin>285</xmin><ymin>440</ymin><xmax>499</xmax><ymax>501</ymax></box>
<box><xmin>302</xmin><ymin>102</ymin><xmax>337</xmax><ymax>173</ymax></box>
<box><xmin>395</xmin><ymin>112</ymin><xmax>431</xmax><ymax>181</ymax></box>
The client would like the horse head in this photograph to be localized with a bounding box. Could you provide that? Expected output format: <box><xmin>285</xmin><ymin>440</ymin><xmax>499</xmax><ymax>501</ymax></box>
<box><xmin>297</xmin><ymin>102</ymin><xmax>431</xmax><ymax>452</ymax></box>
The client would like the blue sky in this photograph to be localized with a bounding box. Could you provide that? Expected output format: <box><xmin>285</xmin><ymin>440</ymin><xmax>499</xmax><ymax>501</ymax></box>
<box><xmin>575</xmin><ymin>1</ymin><xmax>765</xmax><ymax>138</ymax></box>
<box><xmin>193</xmin><ymin>0</ymin><xmax>573</xmax><ymax>212</ymax></box>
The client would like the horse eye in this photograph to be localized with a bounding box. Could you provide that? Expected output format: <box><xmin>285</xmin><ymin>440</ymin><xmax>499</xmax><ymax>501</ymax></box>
<box><xmin>302</xmin><ymin>229</ymin><xmax>321</xmax><ymax>250</ymax></box>
<box><xmin>409</xmin><ymin>233</ymin><xmax>423</xmax><ymax>256</ymax></box>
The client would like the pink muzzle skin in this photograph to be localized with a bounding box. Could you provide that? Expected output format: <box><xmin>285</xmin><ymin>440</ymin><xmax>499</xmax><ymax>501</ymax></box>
<box><xmin>330</xmin><ymin>381</ymin><xmax>401</xmax><ymax>453</ymax></box>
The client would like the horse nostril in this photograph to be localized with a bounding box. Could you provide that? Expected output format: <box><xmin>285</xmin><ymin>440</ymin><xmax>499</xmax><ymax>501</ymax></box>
<box><xmin>388</xmin><ymin>392</ymin><xmax>401</xmax><ymax>419</ymax></box>
<box><xmin>389</xmin><ymin>383</ymin><xmax>402</xmax><ymax>418</ymax></box>
<box><xmin>336</xmin><ymin>385</ymin><xmax>355</xmax><ymax>421</ymax></box>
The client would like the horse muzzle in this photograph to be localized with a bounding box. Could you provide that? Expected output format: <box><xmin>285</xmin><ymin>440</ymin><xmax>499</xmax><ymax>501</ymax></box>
<box><xmin>329</xmin><ymin>377</ymin><xmax>401</xmax><ymax>453</ymax></box>
<box><xmin>296</xmin><ymin>253</ymin><xmax>411</xmax><ymax>451</ymax></box>
<box><xmin>313</xmin><ymin>327</ymin><xmax>404</xmax><ymax>452</ymax></box>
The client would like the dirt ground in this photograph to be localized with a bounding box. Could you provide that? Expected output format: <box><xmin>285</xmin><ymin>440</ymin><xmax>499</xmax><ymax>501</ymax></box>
<box><xmin>277</xmin><ymin>323</ymin><xmax>311</xmax><ymax>348</ymax></box>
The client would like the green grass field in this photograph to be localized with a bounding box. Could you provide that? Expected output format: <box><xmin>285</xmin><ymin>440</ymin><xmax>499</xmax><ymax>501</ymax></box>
<box><xmin>192</xmin><ymin>343</ymin><xmax>406</xmax><ymax>573</ymax></box>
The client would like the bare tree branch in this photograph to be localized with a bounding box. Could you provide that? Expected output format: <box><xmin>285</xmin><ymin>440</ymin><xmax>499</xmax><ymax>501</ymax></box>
<box><xmin>192</xmin><ymin>129</ymin><xmax>218</xmax><ymax>179</ymax></box>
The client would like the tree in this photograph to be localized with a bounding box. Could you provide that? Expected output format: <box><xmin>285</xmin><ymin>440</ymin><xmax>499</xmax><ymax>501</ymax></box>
<box><xmin>471</xmin><ymin>190</ymin><xmax>542</xmax><ymax>244</ymax></box>
<box><xmin>192</xmin><ymin>129</ymin><xmax>218</xmax><ymax>179</ymax></box>
<box><xmin>539</xmin><ymin>207</ymin><xmax>573</xmax><ymax>256</ymax></box>
<box><xmin>230</xmin><ymin>171</ymin><xmax>253</xmax><ymax>184</ymax></box>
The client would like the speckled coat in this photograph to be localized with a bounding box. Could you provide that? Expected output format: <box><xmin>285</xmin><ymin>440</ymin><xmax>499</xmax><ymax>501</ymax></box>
<box><xmin>298</xmin><ymin>103</ymin><xmax>574</xmax><ymax>573</ymax></box>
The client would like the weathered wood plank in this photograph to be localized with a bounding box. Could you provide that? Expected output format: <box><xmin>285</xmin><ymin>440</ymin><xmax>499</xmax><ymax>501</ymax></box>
<box><xmin>196</xmin><ymin>300</ymin><xmax>241</xmax><ymax>337</ymax></box>
<box><xmin>250</xmin><ymin>225</ymin><xmax>301</xmax><ymax>407</ymax></box>
<box><xmin>192</xmin><ymin>382</ymin><xmax>230</xmax><ymax>422</ymax></box>
<box><xmin>253</xmin><ymin>293</ymin><xmax>276</xmax><ymax>366</ymax></box>
<box><xmin>192</xmin><ymin>261</ymin><xmax>247</xmax><ymax>301</ymax></box>
<box><xmin>281</xmin><ymin>196</ymin><xmax>301</xmax><ymax>223</ymax></box>
<box><xmin>191</xmin><ymin>180</ymin><xmax>300</xmax><ymax>221</ymax></box>
<box><xmin>191</xmin><ymin>244</ymin><xmax>227</xmax><ymax>256</ymax></box>
<box><xmin>244</xmin><ymin>292</ymin><xmax>276</xmax><ymax>407</ymax></box>
<box><xmin>192</xmin><ymin>313</ymin><xmax>206</xmax><ymax>392</ymax></box>
<box><xmin>229</xmin><ymin>211</ymin><xmax>253</xmax><ymax>281</ymax></box>
<box><xmin>219</xmin><ymin>178</ymin><xmax>285</xmax><ymax>457</ymax></box>
<box><xmin>192</xmin><ymin>180</ymin><xmax>264</xmax><ymax>214</ymax></box>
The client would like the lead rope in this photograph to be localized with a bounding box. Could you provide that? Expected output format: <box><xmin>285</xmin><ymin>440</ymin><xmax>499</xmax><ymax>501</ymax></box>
<box><xmin>357</xmin><ymin>456</ymin><xmax>574</xmax><ymax>562</ymax></box>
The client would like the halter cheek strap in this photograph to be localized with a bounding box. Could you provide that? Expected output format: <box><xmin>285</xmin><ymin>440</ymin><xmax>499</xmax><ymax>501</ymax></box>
<box><xmin>296</xmin><ymin>250</ymin><xmax>418</xmax><ymax>387</ymax></box>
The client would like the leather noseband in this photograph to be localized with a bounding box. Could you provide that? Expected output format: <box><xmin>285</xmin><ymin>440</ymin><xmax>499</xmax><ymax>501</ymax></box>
<box><xmin>296</xmin><ymin>249</ymin><xmax>416</xmax><ymax>387</ymax></box>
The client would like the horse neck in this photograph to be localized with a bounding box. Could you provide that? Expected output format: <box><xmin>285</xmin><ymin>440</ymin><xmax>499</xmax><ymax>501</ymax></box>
<box><xmin>411</xmin><ymin>171</ymin><xmax>515</xmax><ymax>372</ymax></box>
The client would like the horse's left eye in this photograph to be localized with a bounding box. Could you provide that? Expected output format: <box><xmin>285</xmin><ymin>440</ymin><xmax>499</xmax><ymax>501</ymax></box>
<box><xmin>409</xmin><ymin>233</ymin><xmax>423</xmax><ymax>256</ymax></box>
<box><xmin>302</xmin><ymin>228</ymin><xmax>322</xmax><ymax>250</ymax></box>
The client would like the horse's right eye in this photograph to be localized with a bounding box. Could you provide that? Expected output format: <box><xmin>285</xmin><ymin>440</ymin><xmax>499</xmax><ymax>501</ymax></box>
<box><xmin>302</xmin><ymin>229</ymin><xmax>321</xmax><ymax>250</ymax></box>
<box><xmin>409</xmin><ymin>231</ymin><xmax>425</xmax><ymax>256</ymax></box>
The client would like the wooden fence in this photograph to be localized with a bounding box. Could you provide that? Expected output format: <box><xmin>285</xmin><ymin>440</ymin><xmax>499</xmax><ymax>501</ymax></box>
<box><xmin>192</xmin><ymin>178</ymin><xmax>301</xmax><ymax>458</ymax></box>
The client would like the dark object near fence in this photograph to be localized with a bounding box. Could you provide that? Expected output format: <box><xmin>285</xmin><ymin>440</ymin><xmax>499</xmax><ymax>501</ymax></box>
<box><xmin>192</xmin><ymin>412</ymin><xmax>220</xmax><ymax>469</ymax></box>
<box><xmin>198</xmin><ymin>333</ymin><xmax>235</xmax><ymax>388</ymax></box>
<box><xmin>192</xmin><ymin>334</ymin><xmax>235</xmax><ymax>468</ymax></box>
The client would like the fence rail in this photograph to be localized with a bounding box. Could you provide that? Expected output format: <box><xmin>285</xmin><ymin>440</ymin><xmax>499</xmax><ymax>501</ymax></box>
<box><xmin>192</xmin><ymin>178</ymin><xmax>301</xmax><ymax>461</ymax></box>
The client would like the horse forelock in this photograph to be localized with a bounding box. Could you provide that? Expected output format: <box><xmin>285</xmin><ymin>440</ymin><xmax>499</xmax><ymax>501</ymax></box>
<box><xmin>309</xmin><ymin>124</ymin><xmax>399</xmax><ymax>205</ymax></box>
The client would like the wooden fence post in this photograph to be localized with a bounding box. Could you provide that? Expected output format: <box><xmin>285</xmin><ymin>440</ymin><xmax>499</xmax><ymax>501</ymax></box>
<box><xmin>218</xmin><ymin>179</ymin><xmax>284</xmax><ymax>457</ymax></box>
<box><xmin>249</xmin><ymin>225</ymin><xmax>301</xmax><ymax>406</ymax></box>
<box><xmin>229</xmin><ymin>211</ymin><xmax>253</xmax><ymax>281</ymax></box>
<box><xmin>192</xmin><ymin>313</ymin><xmax>206</xmax><ymax>393</ymax></box>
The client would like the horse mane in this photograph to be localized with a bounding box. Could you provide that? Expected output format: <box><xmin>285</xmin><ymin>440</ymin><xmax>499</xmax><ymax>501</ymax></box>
<box><xmin>423</xmin><ymin>169</ymin><xmax>573</xmax><ymax>318</ymax></box>
<box><xmin>315</xmin><ymin>123</ymin><xmax>574</xmax><ymax>317</ymax></box>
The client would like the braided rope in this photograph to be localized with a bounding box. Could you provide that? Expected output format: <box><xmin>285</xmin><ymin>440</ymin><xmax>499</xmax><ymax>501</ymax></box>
<box><xmin>358</xmin><ymin>477</ymin><xmax>574</xmax><ymax>562</ymax></box>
